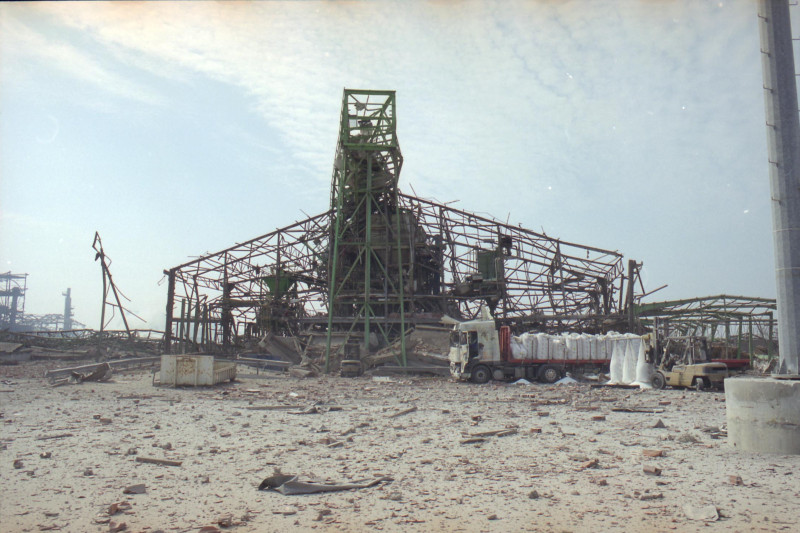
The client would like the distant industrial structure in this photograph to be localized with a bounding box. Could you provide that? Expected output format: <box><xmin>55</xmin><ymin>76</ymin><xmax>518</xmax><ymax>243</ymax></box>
<box><xmin>0</xmin><ymin>272</ymin><xmax>84</xmax><ymax>332</ymax></box>
<box><xmin>0</xmin><ymin>272</ymin><xmax>27</xmax><ymax>330</ymax></box>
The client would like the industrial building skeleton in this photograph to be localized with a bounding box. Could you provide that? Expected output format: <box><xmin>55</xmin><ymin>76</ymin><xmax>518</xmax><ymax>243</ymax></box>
<box><xmin>163</xmin><ymin>90</ymin><xmax>630</xmax><ymax>368</ymax></box>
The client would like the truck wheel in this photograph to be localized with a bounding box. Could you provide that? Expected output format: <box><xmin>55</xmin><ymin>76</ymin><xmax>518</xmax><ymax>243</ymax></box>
<box><xmin>471</xmin><ymin>365</ymin><xmax>492</xmax><ymax>384</ymax></box>
<box><xmin>694</xmin><ymin>378</ymin><xmax>704</xmax><ymax>392</ymax></box>
<box><xmin>651</xmin><ymin>372</ymin><xmax>666</xmax><ymax>390</ymax></box>
<box><xmin>538</xmin><ymin>364</ymin><xmax>561</xmax><ymax>384</ymax></box>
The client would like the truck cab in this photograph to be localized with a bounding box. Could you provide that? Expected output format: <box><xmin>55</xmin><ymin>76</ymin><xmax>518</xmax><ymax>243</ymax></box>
<box><xmin>448</xmin><ymin>309</ymin><xmax>501</xmax><ymax>382</ymax></box>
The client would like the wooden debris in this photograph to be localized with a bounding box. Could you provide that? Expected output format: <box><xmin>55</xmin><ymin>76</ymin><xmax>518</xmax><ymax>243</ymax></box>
<box><xmin>109</xmin><ymin>521</ymin><xmax>128</xmax><ymax>532</ymax></box>
<box><xmin>638</xmin><ymin>492</ymin><xmax>663</xmax><ymax>500</ymax></box>
<box><xmin>36</xmin><ymin>433</ymin><xmax>74</xmax><ymax>441</ymax></box>
<box><xmin>246</xmin><ymin>405</ymin><xmax>304</xmax><ymax>411</ymax></box>
<box><xmin>122</xmin><ymin>484</ymin><xmax>146</xmax><ymax>494</ymax></box>
<box><xmin>388</xmin><ymin>406</ymin><xmax>417</xmax><ymax>419</ymax></box>
<box><xmin>135</xmin><ymin>456</ymin><xmax>182</xmax><ymax>467</ymax></box>
<box><xmin>612</xmin><ymin>407</ymin><xmax>664</xmax><ymax>414</ymax></box>
<box><xmin>469</xmin><ymin>428</ymin><xmax>518</xmax><ymax>438</ymax></box>
<box><xmin>580</xmin><ymin>459</ymin><xmax>599</xmax><ymax>470</ymax></box>
<box><xmin>642</xmin><ymin>449</ymin><xmax>664</xmax><ymax>457</ymax></box>
<box><xmin>643</xmin><ymin>465</ymin><xmax>662</xmax><ymax>476</ymax></box>
<box><xmin>107</xmin><ymin>502</ymin><xmax>132</xmax><ymax>516</ymax></box>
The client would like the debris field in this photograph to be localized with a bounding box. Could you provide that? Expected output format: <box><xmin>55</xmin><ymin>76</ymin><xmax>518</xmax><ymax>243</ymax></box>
<box><xmin>1</xmin><ymin>363</ymin><xmax>798</xmax><ymax>532</ymax></box>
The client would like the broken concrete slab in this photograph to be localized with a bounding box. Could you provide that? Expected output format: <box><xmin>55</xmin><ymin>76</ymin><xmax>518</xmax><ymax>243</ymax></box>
<box><xmin>258</xmin><ymin>333</ymin><xmax>302</xmax><ymax>365</ymax></box>
<box><xmin>683</xmin><ymin>504</ymin><xmax>719</xmax><ymax>522</ymax></box>
<box><xmin>0</xmin><ymin>342</ymin><xmax>24</xmax><ymax>354</ymax></box>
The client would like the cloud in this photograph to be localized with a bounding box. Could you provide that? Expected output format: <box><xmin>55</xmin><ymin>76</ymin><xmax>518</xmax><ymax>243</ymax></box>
<box><xmin>0</xmin><ymin>0</ymin><xmax>776</xmax><ymax>305</ymax></box>
<box><xmin>0</xmin><ymin>12</ymin><xmax>165</xmax><ymax>107</ymax></box>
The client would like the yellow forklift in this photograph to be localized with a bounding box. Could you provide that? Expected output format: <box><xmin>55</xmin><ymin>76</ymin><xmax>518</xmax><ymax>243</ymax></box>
<box><xmin>651</xmin><ymin>336</ymin><xmax>728</xmax><ymax>391</ymax></box>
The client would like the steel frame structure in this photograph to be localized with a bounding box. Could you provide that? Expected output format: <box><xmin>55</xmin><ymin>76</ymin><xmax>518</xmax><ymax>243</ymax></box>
<box><xmin>163</xmin><ymin>90</ymin><xmax>629</xmax><ymax>364</ymax></box>
<box><xmin>325</xmin><ymin>90</ymin><xmax>408</xmax><ymax>368</ymax></box>
<box><xmin>636</xmin><ymin>295</ymin><xmax>778</xmax><ymax>356</ymax></box>
<box><xmin>0</xmin><ymin>272</ymin><xmax>27</xmax><ymax>330</ymax></box>
<box><xmin>14</xmin><ymin>314</ymin><xmax>87</xmax><ymax>332</ymax></box>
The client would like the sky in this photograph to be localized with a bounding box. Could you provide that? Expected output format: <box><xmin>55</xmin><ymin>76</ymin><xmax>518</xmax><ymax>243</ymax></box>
<box><xmin>1</xmin><ymin>0</ymin><xmax>797</xmax><ymax>331</ymax></box>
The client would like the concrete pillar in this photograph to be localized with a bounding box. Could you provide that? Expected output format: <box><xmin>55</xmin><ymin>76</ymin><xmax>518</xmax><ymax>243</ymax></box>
<box><xmin>726</xmin><ymin>0</ymin><xmax>800</xmax><ymax>457</ymax></box>
<box><xmin>726</xmin><ymin>377</ymin><xmax>800</xmax><ymax>454</ymax></box>
<box><xmin>758</xmin><ymin>0</ymin><xmax>800</xmax><ymax>374</ymax></box>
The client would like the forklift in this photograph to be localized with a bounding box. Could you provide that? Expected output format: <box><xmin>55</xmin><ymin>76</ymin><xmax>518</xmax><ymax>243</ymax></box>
<box><xmin>651</xmin><ymin>336</ymin><xmax>728</xmax><ymax>391</ymax></box>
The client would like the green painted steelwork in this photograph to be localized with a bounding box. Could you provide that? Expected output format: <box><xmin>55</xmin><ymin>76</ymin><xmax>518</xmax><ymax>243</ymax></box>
<box><xmin>324</xmin><ymin>90</ymin><xmax>407</xmax><ymax>371</ymax></box>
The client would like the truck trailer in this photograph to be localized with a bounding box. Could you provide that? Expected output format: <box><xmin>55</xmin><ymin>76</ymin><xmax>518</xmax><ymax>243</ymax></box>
<box><xmin>447</xmin><ymin>308</ymin><xmax>637</xmax><ymax>384</ymax></box>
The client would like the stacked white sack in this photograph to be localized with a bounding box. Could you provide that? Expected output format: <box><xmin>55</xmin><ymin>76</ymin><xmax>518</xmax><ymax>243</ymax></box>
<box><xmin>622</xmin><ymin>336</ymin><xmax>638</xmax><ymax>384</ymax></box>
<box><xmin>632</xmin><ymin>339</ymin><xmax>652</xmax><ymax>388</ymax></box>
<box><xmin>565</xmin><ymin>334</ymin><xmax>578</xmax><ymax>361</ymax></box>
<box><xmin>524</xmin><ymin>333</ymin><xmax>538</xmax><ymax>360</ymax></box>
<box><xmin>511</xmin><ymin>336</ymin><xmax>527</xmax><ymax>359</ymax></box>
<box><xmin>608</xmin><ymin>336</ymin><xmax>625</xmax><ymax>384</ymax></box>
<box><xmin>578</xmin><ymin>334</ymin><xmax>590</xmax><ymax>360</ymax></box>
<box><xmin>551</xmin><ymin>336</ymin><xmax>566</xmax><ymax>360</ymax></box>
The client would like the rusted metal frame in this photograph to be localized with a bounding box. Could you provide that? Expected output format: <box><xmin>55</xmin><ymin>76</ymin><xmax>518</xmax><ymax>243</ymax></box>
<box><xmin>163</xmin><ymin>269</ymin><xmax>176</xmax><ymax>353</ymax></box>
<box><xmin>93</xmin><ymin>233</ymin><xmax>134</xmax><ymax>338</ymax></box>
<box><xmin>401</xmin><ymin>193</ymin><xmax>623</xmax><ymax>259</ymax></box>
<box><xmin>170</xmin><ymin>219</ymin><xmax>330</xmax><ymax>301</ymax></box>
<box><xmin>169</xmin><ymin>211</ymin><xmax>331</xmax><ymax>274</ymax></box>
<box><xmin>546</xmin><ymin>243</ymin><xmax>566</xmax><ymax>317</ymax></box>
<box><xmin>416</xmin><ymin>204</ymin><xmax>620</xmax><ymax>285</ymax></box>
<box><xmin>412</xmin><ymin>208</ymin><xmax>620</xmax><ymax>318</ymax></box>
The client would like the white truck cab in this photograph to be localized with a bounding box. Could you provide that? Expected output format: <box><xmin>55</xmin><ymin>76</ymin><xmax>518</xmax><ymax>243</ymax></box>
<box><xmin>447</xmin><ymin>308</ymin><xmax>501</xmax><ymax>381</ymax></box>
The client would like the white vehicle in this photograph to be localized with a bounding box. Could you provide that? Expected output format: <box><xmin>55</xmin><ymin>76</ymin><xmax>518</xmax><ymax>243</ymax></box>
<box><xmin>448</xmin><ymin>308</ymin><xmax>620</xmax><ymax>384</ymax></box>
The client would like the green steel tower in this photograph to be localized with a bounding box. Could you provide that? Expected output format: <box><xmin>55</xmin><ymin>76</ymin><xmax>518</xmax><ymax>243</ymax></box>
<box><xmin>324</xmin><ymin>90</ymin><xmax>407</xmax><ymax>371</ymax></box>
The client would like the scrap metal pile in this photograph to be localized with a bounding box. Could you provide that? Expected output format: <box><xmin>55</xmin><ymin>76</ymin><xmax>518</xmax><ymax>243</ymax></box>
<box><xmin>163</xmin><ymin>90</ymin><xmax>631</xmax><ymax>367</ymax></box>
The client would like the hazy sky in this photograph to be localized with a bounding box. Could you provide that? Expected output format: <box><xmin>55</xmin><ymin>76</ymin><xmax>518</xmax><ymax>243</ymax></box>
<box><xmin>1</xmin><ymin>1</ymin><xmax>795</xmax><ymax>330</ymax></box>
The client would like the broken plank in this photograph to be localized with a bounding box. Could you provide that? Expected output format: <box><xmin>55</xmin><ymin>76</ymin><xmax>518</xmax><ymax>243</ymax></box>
<box><xmin>135</xmin><ymin>456</ymin><xmax>182</xmax><ymax>467</ymax></box>
<box><xmin>36</xmin><ymin>433</ymin><xmax>74</xmax><ymax>441</ymax></box>
<box><xmin>388</xmin><ymin>406</ymin><xmax>417</xmax><ymax>419</ymax></box>
<box><xmin>246</xmin><ymin>405</ymin><xmax>304</xmax><ymax>411</ymax></box>
<box><xmin>611</xmin><ymin>407</ymin><xmax>665</xmax><ymax>414</ymax></box>
<box><xmin>44</xmin><ymin>357</ymin><xmax>160</xmax><ymax>380</ymax></box>
<box><xmin>469</xmin><ymin>428</ymin><xmax>519</xmax><ymax>438</ymax></box>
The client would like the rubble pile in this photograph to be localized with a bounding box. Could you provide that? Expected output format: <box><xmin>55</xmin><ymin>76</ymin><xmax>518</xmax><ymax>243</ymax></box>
<box><xmin>0</xmin><ymin>359</ymin><xmax>795</xmax><ymax>532</ymax></box>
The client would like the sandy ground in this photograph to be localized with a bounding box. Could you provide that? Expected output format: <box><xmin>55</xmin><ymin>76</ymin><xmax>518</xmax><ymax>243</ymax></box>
<box><xmin>1</xmin><ymin>362</ymin><xmax>798</xmax><ymax>533</ymax></box>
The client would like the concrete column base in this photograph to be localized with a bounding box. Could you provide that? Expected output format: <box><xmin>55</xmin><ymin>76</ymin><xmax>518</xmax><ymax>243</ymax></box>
<box><xmin>725</xmin><ymin>377</ymin><xmax>800</xmax><ymax>454</ymax></box>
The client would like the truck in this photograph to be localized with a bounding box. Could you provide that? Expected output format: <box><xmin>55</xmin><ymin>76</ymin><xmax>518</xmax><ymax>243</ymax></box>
<box><xmin>447</xmin><ymin>308</ymin><xmax>618</xmax><ymax>384</ymax></box>
<box><xmin>448</xmin><ymin>310</ymin><xmax>734</xmax><ymax>388</ymax></box>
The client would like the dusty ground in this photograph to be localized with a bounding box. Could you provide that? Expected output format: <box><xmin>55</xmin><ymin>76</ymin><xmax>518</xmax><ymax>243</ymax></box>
<box><xmin>1</xmin><ymin>362</ymin><xmax>798</xmax><ymax>533</ymax></box>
